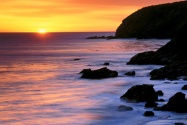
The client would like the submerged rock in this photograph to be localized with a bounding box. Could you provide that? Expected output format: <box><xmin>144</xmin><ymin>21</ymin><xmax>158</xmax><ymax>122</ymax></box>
<box><xmin>125</xmin><ymin>71</ymin><xmax>135</xmax><ymax>76</ymax></box>
<box><xmin>80</xmin><ymin>67</ymin><xmax>118</xmax><ymax>79</ymax></box>
<box><xmin>117</xmin><ymin>105</ymin><xmax>133</xmax><ymax>111</ymax></box>
<box><xmin>144</xmin><ymin>111</ymin><xmax>154</xmax><ymax>116</ymax></box>
<box><xmin>155</xmin><ymin>92</ymin><xmax>187</xmax><ymax>113</ymax></box>
<box><xmin>120</xmin><ymin>84</ymin><xmax>158</xmax><ymax>102</ymax></box>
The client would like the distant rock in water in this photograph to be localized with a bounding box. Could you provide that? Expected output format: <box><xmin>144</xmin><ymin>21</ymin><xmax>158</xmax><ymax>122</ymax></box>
<box><xmin>103</xmin><ymin>62</ymin><xmax>109</xmax><ymax>66</ymax></box>
<box><xmin>80</xmin><ymin>67</ymin><xmax>118</xmax><ymax>79</ymax></box>
<box><xmin>120</xmin><ymin>84</ymin><xmax>158</xmax><ymax>102</ymax></box>
<box><xmin>86</xmin><ymin>36</ymin><xmax>115</xmax><ymax>40</ymax></box>
<box><xmin>115</xmin><ymin>1</ymin><xmax>187</xmax><ymax>39</ymax></box>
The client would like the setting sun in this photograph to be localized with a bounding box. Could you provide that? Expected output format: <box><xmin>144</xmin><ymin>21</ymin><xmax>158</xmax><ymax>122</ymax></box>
<box><xmin>38</xmin><ymin>29</ymin><xmax>47</xmax><ymax>34</ymax></box>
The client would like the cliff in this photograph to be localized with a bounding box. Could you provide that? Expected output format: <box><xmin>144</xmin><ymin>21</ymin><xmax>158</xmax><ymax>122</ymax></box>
<box><xmin>115</xmin><ymin>1</ymin><xmax>187</xmax><ymax>39</ymax></box>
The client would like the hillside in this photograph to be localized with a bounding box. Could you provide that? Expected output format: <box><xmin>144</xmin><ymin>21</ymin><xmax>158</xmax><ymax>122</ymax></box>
<box><xmin>115</xmin><ymin>1</ymin><xmax>187</xmax><ymax>39</ymax></box>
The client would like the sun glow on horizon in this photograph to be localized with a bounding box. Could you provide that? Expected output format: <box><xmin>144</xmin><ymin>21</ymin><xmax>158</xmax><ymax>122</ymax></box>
<box><xmin>38</xmin><ymin>29</ymin><xmax>47</xmax><ymax>34</ymax></box>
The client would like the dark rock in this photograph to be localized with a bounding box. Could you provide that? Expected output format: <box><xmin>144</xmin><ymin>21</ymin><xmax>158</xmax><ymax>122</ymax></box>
<box><xmin>125</xmin><ymin>71</ymin><xmax>135</xmax><ymax>76</ymax></box>
<box><xmin>173</xmin><ymin>82</ymin><xmax>178</xmax><ymax>84</ymax></box>
<box><xmin>144</xmin><ymin>111</ymin><xmax>154</xmax><ymax>116</ymax></box>
<box><xmin>127</xmin><ymin>22</ymin><xmax>187</xmax><ymax>80</ymax></box>
<box><xmin>73</xmin><ymin>58</ymin><xmax>80</xmax><ymax>61</ymax></box>
<box><xmin>157</xmin><ymin>99</ymin><xmax>165</xmax><ymax>102</ymax></box>
<box><xmin>145</xmin><ymin>101</ymin><xmax>158</xmax><ymax>108</ymax></box>
<box><xmin>120</xmin><ymin>84</ymin><xmax>158</xmax><ymax>102</ymax></box>
<box><xmin>167</xmin><ymin>76</ymin><xmax>179</xmax><ymax>81</ymax></box>
<box><xmin>175</xmin><ymin>123</ymin><xmax>185</xmax><ymax>125</ymax></box>
<box><xmin>86</xmin><ymin>36</ymin><xmax>105</xmax><ymax>39</ymax></box>
<box><xmin>115</xmin><ymin>1</ymin><xmax>187</xmax><ymax>39</ymax></box>
<box><xmin>103</xmin><ymin>62</ymin><xmax>109</xmax><ymax>66</ymax></box>
<box><xmin>86</xmin><ymin>36</ymin><xmax>116</xmax><ymax>40</ymax></box>
<box><xmin>155</xmin><ymin>92</ymin><xmax>187</xmax><ymax>113</ymax></box>
<box><xmin>127</xmin><ymin>51</ymin><xmax>157</xmax><ymax>65</ymax></box>
<box><xmin>182</xmin><ymin>85</ymin><xmax>187</xmax><ymax>90</ymax></box>
<box><xmin>80</xmin><ymin>68</ymin><xmax>91</xmax><ymax>74</ymax></box>
<box><xmin>80</xmin><ymin>67</ymin><xmax>118</xmax><ymax>79</ymax></box>
<box><xmin>117</xmin><ymin>105</ymin><xmax>133</xmax><ymax>111</ymax></box>
<box><xmin>156</xmin><ymin>90</ymin><xmax>164</xmax><ymax>96</ymax></box>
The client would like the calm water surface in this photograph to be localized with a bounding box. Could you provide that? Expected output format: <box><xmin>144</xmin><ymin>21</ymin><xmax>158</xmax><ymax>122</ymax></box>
<box><xmin>0</xmin><ymin>33</ymin><xmax>186</xmax><ymax>125</ymax></box>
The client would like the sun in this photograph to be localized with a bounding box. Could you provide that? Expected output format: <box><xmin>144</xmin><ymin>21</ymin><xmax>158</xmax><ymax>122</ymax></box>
<box><xmin>38</xmin><ymin>29</ymin><xmax>47</xmax><ymax>34</ymax></box>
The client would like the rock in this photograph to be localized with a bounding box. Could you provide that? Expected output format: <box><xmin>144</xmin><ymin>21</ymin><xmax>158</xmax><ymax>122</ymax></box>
<box><xmin>103</xmin><ymin>62</ymin><xmax>109</xmax><ymax>66</ymax></box>
<box><xmin>155</xmin><ymin>92</ymin><xmax>187</xmax><ymax>113</ymax></box>
<box><xmin>73</xmin><ymin>58</ymin><xmax>80</xmax><ymax>61</ymax></box>
<box><xmin>127</xmin><ymin>51</ymin><xmax>158</xmax><ymax>65</ymax></box>
<box><xmin>80</xmin><ymin>67</ymin><xmax>118</xmax><ymax>79</ymax></box>
<box><xmin>86</xmin><ymin>36</ymin><xmax>105</xmax><ymax>39</ymax></box>
<box><xmin>86</xmin><ymin>36</ymin><xmax>115</xmax><ymax>40</ymax></box>
<box><xmin>145</xmin><ymin>101</ymin><xmax>158</xmax><ymax>108</ymax></box>
<box><xmin>125</xmin><ymin>18</ymin><xmax>187</xmax><ymax>80</ymax></box>
<box><xmin>79</xmin><ymin>68</ymin><xmax>91</xmax><ymax>74</ymax></box>
<box><xmin>182</xmin><ymin>85</ymin><xmax>187</xmax><ymax>90</ymax></box>
<box><xmin>144</xmin><ymin>111</ymin><xmax>154</xmax><ymax>116</ymax></box>
<box><xmin>117</xmin><ymin>105</ymin><xmax>133</xmax><ymax>111</ymax></box>
<box><xmin>157</xmin><ymin>99</ymin><xmax>165</xmax><ymax>102</ymax></box>
<box><xmin>156</xmin><ymin>90</ymin><xmax>164</xmax><ymax>96</ymax></box>
<box><xmin>120</xmin><ymin>84</ymin><xmax>158</xmax><ymax>102</ymax></box>
<box><xmin>175</xmin><ymin>123</ymin><xmax>185</xmax><ymax>125</ymax></box>
<box><xmin>115</xmin><ymin>1</ymin><xmax>187</xmax><ymax>39</ymax></box>
<box><xmin>125</xmin><ymin>71</ymin><xmax>135</xmax><ymax>76</ymax></box>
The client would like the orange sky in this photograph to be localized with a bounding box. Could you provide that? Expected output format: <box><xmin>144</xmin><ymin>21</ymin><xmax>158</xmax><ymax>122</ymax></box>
<box><xmin>0</xmin><ymin>0</ymin><xmax>183</xmax><ymax>32</ymax></box>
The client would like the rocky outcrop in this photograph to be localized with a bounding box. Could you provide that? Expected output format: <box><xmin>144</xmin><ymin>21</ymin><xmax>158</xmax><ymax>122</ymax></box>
<box><xmin>80</xmin><ymin>67</ymin><xmax>118</xmax><ymax>79</ymax></box>
<box><xmin>127</xmin><ymin>22</ymin><xmax>187</xmax><ymax>80</ymax></box>
<box><xmin>115</xmin><ymin>1</ymin><xmax>187</xmax><ymax>39</ymax></box>
<box><xmin>120</xmin><ymin>84</ymin><xmax>158</xmax><ymax>102</ymax></box>
<box><xmin>155</xmin><ymin>92</ymin><xmax>187</xmax><ymax>113</ymax></box>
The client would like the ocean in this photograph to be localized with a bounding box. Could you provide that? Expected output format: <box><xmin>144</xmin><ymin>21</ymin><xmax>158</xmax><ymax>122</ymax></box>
<box><xmin>0</xmin><ymin>32</ymin><xmax>186</xmax><ymax>125</ymax></box>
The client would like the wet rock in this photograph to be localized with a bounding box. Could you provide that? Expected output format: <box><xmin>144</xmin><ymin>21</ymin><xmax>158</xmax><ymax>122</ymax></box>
<box><xmin>125</xmin><ymin>71</ymin><xmax>135</xmax><ymax>76</ymax></box>
<box><xmin>144</xmin><ymin>111</ymin><xmax>154</xmax><ymax>116</ymax></box>
<box><xmin>182</xmin><ymin>85</ymin><xmax>187</xmax><ymax>90</ymax></box>
<box><xmin>175</xmin><ymin>122</ymin><xmax>185</xmax><ymax>125</ymax></box>
<box><xmin>145</xmin><ymin>101</ymin><xmax>158</xmax><ymax>108</ymax></box>
<box><xmin>120</xmin><ymin>84</ymin><xmax>158</xmax><ymax>102</ymax></box>
<box><xmin>167</xmin><ymin>76</ymin><xmax>179</xmax><ymax>81</ymax></box>
<box><xmin>117</xmin><ymin>105</ymin><xmax>133</xmax><ymax>111</ymax></box>
<box><xmin>127</xmin><ymin>51</ymin><xmax>157</xmax><ymax>65</ymax></box>
<box><xmin>79</xmin><ymin>68</ymin><xmax>91</xmax><ymax>74</ymax></box>
<box><xmin>155</xmin><ymin>92</ymin><xmax>187</xmax><ymax>113</ymax></box>
<box><xmin>103</xmin><ymin>62</ymin><xmax>109</xmax><ymax>66</ymax></box>
<box><xmin>156</xmin><ymin>90</ymin><xmax>164</xmax><ymax>96</ymax></box>
<box><xmin>80</xmin><ymin>67</ymin><xmax>118</xmax><ymax>79</ymax></box>
<box><xmin>157</xmin><ymin>99</ymin><xmax>165</xmax><ymax>102</ymax></box>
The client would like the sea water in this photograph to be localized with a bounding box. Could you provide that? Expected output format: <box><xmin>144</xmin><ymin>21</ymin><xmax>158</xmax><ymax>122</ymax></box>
<box><xmin>0</xmin><ymin>32</ymin><xmax>186</xmax><ymax>125</ymax></box>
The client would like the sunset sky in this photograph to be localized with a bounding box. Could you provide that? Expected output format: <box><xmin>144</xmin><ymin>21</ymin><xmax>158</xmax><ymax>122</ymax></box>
<box><xmin>0</xmin><ymin>0</ymin><xmax>182</xmax><ymax>32</ymax></box>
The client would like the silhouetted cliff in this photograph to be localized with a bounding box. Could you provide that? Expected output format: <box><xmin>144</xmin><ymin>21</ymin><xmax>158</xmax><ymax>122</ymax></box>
<box><xmin>115</xmin><ymin>1</ymin><xmax>187</xmax><ymax>39</ymax></box>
